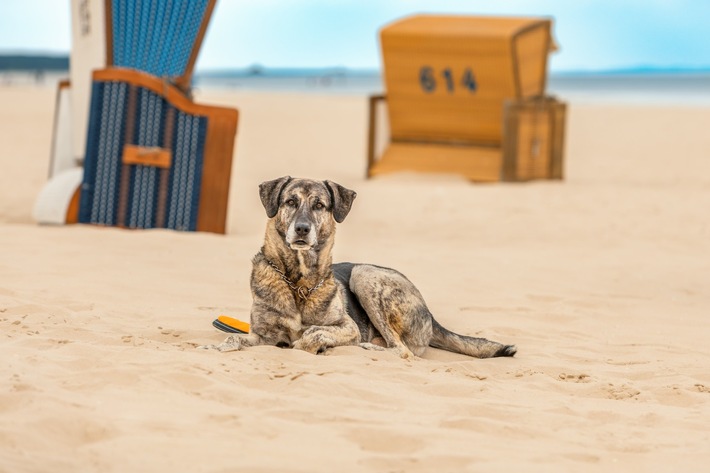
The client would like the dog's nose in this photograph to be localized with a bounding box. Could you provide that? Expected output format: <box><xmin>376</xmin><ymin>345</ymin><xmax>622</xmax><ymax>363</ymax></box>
<box><xmin>295</xmin><ymin>222</ymin><xmax>311</xmax><ymax>236</ymax></box>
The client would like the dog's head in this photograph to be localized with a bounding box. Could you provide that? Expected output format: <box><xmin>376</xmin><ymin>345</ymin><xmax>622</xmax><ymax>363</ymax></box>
<box><xmin>258</xmin><ymin>176</ymin><xmax>357</xmax><ymax>251</ymax></box>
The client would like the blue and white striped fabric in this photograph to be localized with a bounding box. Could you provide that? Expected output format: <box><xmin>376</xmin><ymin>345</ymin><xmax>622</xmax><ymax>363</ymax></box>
<box><xmin>126</xmin><ymin>88</ymin><xmax>164</xmax><ymax>229</ymax></box>
<box><xmin>111</xmin><ymin>0</ymin><xmax>211</xmax><ymax>81</ymax></box>
<box><xmin>166</xmin><ymin>111</ymin><xmax>205</xmax><ymax>231</ymax></box>
<box><xmin>79</xmin><ymin>80</ymin><xmax>207</xmax><ymax>231</ymax></box>
<box><xmin>82</xmin><ymin>81</ymin><xmax>128</xmax><ymax>226</ymax></box>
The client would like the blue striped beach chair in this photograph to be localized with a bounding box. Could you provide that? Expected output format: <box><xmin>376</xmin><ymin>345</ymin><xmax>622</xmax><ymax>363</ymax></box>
<box><xmin>35</xmin><ymin>0</ymin><xmax>238</xmax><ymax>233</ymax></box>
<box><xmin>106</xmin><ymin>0</ymin><xmax>216</xmax><ymax>92</ymax></box>
<box><xmin>77</xmin><ymin>69</ymin><xmax>237</xmax><ymax>234</ymax></box>
<box><xmin>46</xmin><ymin>0</ymin><xmax>217</xmax><ymax>180</ymax></box>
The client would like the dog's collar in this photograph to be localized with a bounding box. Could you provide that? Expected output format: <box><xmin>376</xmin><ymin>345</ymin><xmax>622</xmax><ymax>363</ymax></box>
<box><xmin>264</xmin><ymin>258</ymin><xmax>326</xmax><ymax>300</ymax></box>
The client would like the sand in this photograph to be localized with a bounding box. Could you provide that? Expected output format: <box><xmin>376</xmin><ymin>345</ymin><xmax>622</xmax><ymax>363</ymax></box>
<box><xmin>1</xmin><ymin>83</ymin><xmax>709</xmax><ymax>472</ymax></box>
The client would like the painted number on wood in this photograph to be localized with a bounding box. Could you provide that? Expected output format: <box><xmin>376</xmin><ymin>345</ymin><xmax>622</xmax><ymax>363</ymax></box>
<box><xmin>419</xmin><ymin>67</ymin><xmax>477</xmax><ymax>94</ymax></box>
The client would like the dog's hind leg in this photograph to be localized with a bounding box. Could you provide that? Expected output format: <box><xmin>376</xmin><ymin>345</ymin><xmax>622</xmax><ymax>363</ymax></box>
<box><xmin>358</xmin><ymin>338</ymin><xmax>387</xmax><ymax>351</ymax></box>
<box><xmin>349</xmin><ymin>265</ymin><xmax>432</xmax><ymax>359</ymax></box>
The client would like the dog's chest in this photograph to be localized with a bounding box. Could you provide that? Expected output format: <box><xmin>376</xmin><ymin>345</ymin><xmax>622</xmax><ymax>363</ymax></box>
<box><xmin>298</xmin><ymin>286</ymin><xmax>343</xmax><ymax>327</ymax></box>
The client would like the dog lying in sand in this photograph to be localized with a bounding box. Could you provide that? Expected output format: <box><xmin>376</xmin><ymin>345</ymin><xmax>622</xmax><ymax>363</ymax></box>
<box><xmin>209</xmin><ymin>177</ymin><xmax>516</xmax><ymax>359</ymax></box>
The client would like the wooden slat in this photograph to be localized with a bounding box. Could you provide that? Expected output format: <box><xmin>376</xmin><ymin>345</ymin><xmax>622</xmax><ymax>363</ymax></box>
<box><xmin>366</xmin><ymin>95</ymin><xmax>385</xmax><ymax>177</ymax></box>
<box><xmin>514</xmin><ymin>108</ymin><xmax>552</xmax><ymax>180</ymax></box>
<box><xmin>122</xmin><ymin>145</ymin><xmax>172</xmax><ymax>169</ymax></box>
<box><xmin>116</xmin><ymin>84</ymin><xmax>138</xmax><ymax>227</ymax></box>
<box><xmin>381</xmin><ymin>15</ymin><xmax>550</xmax><ymax>38</ymax></box>
<box><xmin>174</xmin><ymin>0</ymin><xmax>218</xmax><ymax>92</ymax></box>
<box><xmin>104</xmin><ymin>0</ymin><xmax>114</xmax><ymax>71</ymax></box>
<box><xmin>550</xmin><ymin>99</ymin><xmax>567</xmax><ymax>179</ymax></box>
<box><xmin>370</xmin><ymin>142</ymin><xmax>503</xmax><ymax>182</ymax></box>
<box><xmin>196</xmin><ymin>112</ymin><xmax>238</xmax><ymax>234</ymax></box>
<box><xmin>514</xmin><ymin>23</ymin><xmax>550</xmax><ymax>97</ymax></box>
<box><xmin>502</xmin><ymin>97</ymin><xmax>566</xmax><ymax>181</ymax></box>
<box><xmin>387</xmin><ymin>97</ymin><xmax>505</xmax><ymax>145</ymax></box>
<box><xmin>155</xmin><ymin>107</ymin><xmax>176</xmax><ymax>228</ymax></box>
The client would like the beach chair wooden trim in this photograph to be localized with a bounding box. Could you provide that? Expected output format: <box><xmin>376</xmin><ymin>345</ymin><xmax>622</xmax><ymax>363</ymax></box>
<box><xmin>103</xmin><ymin>0</ymin><xmax>113</xmax><ymax>72</ymax></box>
<box><xmin>501</xmin><ymin>97</ymin><xmax>566</xmax><ymax>181</ymax></box>
<box><xmin>176</xmin><ymin>0</ymin><xmax>217</xmax><ymax>92</ymax></box>
<box><xmin>92</xmin><ymin>68</ymin><xmax>236</xmax><ymax>122</ymax></box>
<box><xmin>509</xmin><ymin>20</ymin><xmax>553</xmax><ymax>100</ymax></box>
<box><xmin>122</xmin><ymin>145</ymin><xmax>172</xmax><ymax>169</ymax></box>
<box><xmin>102</xmin><ymin>0</ymin><xmax>117</xmax><ymax>89</ymax></box>
<box><xmin>550</xmin><ymin>99</ymin><xmax>567</xmax><ymax>180</ymax></box>
<box><xmin>66</xmin><ymin>186</ymin><xmax>81</xmax><ymax>224</ymax></box>
<box><xmin>103</xmin><ymin>0</ymin><xmax>217</xmax><ymax>92</ymax></box>
<box><xmin>366</xmin><ymin>94</ymin><xmax>386</xmax><ymax>178</ymax></box>
<box><xmin>80</xmin><ymin>68</ymin><xmax>238</xmax><ymax>234</ymax></box>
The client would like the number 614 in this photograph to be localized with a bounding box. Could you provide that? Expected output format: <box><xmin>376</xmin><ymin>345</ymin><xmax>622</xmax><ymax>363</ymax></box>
<box><xmin>419</xmin><ymin>66</ymin><xmax>477</xmax><ymax>94</ymax></box>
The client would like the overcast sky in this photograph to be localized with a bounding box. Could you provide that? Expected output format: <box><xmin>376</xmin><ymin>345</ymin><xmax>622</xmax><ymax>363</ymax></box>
<box><xmin>1</xmin><ymin>0</ymin><xmax>709</xmax><ymax>72</ymax></box>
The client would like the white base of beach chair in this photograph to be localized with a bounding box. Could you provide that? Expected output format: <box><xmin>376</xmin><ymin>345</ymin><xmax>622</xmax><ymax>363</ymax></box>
<box><xmin>49</xmin><ymin>82</ymin><xmax>76</xmax><ymax>178</ymax></box>
<box><xmin>33</xmin><ymin>167</ymin><xmax>83</xmax><ymax>225</ymax></box>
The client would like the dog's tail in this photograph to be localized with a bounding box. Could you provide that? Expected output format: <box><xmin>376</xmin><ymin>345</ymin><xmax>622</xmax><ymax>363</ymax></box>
<box><xmin>430</xmin><ymin>317</ymin><xmax>517</xmax><ymax>358</ymax></box>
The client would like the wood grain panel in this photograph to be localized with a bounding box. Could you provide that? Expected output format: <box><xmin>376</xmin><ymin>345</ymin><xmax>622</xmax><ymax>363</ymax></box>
<box><xmin>381</xmin><ymin>15</ymin><xmax>552</xmax><ymax>144</ymax></box>
<box><xmin>371</xmin><ymin>142</ymin><xmax>503</xmax><ymax>182</ymax></box>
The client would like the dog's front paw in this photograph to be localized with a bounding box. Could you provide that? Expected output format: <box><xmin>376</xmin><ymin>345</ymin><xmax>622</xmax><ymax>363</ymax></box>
<box><xmin>359</xmin><ymin>342</ymin><xmax>386</xmax><ymax>351</ymax></box>
<box><xmin>200</xmin><ymin>334</ymin><xmax>244</xmax><ymax>352</ymax></box>
<box><xmin>293</xmin><ymin>332</ymin><xmax>332</xmax><ymax>355</ymax></box>
<box><xmin>292</xmin><ymin>338</ymin><xmax>324</xmax><ymax>355</ymax></box>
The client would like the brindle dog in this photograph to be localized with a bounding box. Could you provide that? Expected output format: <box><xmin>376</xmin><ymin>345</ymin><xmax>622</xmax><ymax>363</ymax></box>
<box><xmin>210</xmin><ymin>176</ymin><xmax>517</xmax><ymax>359</ymax></box>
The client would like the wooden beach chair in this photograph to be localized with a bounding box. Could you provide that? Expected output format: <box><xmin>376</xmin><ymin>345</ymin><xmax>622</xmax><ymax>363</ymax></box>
<box><xmin>36</xmin><ymin>0</ymin><xmax>238</xmax><ymax>233</ymax></box>
<box><xmin>367</xmin><ymin>15</ymin><xmax>567</xmax><ymax>182</ymax></box>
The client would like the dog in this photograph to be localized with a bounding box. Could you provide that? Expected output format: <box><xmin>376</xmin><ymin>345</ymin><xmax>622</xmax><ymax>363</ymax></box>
<box><xmin>211</xmin><ymin>176</ymin><xmax>517</xmax><ymax>359</ymax></box>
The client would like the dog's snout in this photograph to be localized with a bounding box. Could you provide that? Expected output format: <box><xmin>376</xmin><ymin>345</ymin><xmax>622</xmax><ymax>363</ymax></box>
<box><xmin>295</xmin><ymin>222</ymin><xmax>311</xmax><ymax>237</ymax></box>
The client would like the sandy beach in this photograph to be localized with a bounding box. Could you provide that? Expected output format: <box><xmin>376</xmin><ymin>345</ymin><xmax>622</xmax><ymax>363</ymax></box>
<box><xmin>1</xmin><ymin>83</ymin><xmax>709</xmax><ymax>472</ymax></box>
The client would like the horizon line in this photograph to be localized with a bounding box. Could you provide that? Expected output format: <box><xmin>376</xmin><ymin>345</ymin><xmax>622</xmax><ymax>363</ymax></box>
<box><xmin>1</xmin><ymin>52</ymin><xmax>710</xmax><ymax>76</ymax></box>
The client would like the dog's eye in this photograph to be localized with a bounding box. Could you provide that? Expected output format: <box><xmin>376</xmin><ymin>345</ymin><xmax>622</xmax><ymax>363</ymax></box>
<box><xmin>314</xmin><ymin>202</ymin><xmax>325</xmax><ymax>210</ymax></box>
<box><xmin>286</xmin><ymin>199</ymin><xmax>296</xmax><ymax>207</ymax></box>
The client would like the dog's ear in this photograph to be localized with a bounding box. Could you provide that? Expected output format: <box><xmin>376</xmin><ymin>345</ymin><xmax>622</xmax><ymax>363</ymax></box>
<box><xmin>325</xmin><ymin>180</ymin><xmax>357</xmax><ymax>223</ymax></box>
<box><xmin>259</xmin><ymin>176</ymin><xmax>292</xmax><ymax>218</ymax></box>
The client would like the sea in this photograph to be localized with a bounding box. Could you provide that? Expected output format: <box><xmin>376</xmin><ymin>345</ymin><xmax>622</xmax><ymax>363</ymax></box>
<box><xmin>192</xmin><ymin>68</ymin><xmax>710</xmax><ymax>106</ymax></box>
<box><xmin>3</xmin><ymin>67</ymin><xmax>709</xmax><ymax>105</ymax></box>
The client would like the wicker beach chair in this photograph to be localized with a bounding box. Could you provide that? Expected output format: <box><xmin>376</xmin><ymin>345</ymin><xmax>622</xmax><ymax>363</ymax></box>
<box><xmin>37</xmin><ymin>0</ymin><xmax>238</xmax><ymax>233</ymax></box>
<box><xmin>48</xmin><ymin>0</ymin><xmax>216</xmax><ymax>179</ymax></box>
<box><xmin>77</xmin><ymin>69</ymin><xmax>237</xmax><ymax>233</ymax></box>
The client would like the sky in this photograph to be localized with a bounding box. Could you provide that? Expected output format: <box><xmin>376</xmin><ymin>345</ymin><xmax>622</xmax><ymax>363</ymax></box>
<box><xmin>1</xmin><ymin>0</ymin><xmax>709</xmax><ymax>72</ymax></box>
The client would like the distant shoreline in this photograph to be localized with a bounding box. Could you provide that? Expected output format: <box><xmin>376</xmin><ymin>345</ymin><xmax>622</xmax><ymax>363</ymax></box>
<box><xmin>2</xmin><ymin>56</ymin><xmax>709</xmax><ymax>104</ymax></box>
<box><xmin>1</xmin><ymin>53</ymin><xmax>709</xmax><ymax>76</ymax></box>
<box><xmin>0</xmin><ymin>55</ymin><xmax>69</xmax><ymax>71</ymax></box>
